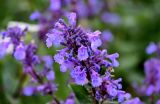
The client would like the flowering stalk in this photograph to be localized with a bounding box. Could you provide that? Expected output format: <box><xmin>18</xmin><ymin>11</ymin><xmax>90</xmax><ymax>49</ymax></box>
<box><xmin>0</xmin><ymin>26</ymin><xmax>73</xmax><ymax>104</ymax></box>
<box><xmin>134</xmin><ymin>42</ymin><xmax>160</xmax><ymax>104</ymax></box>
<box><xmin>46</xmin><ymin>12</ymin><xmax>142</xmax><ymax>104</ymax></box>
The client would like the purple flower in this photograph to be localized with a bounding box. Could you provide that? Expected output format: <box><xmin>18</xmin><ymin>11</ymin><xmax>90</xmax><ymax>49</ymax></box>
<box><xmin>65</xmin><ymin>99</ymin><xmax>75</xmax><ymax>104</ymax></box>
<box><xmin>23</xmin><ymin>86</ymin><xmax>35</xmax><ymax>96</ymax></box>
<box><xmin>14</xmin><ymin>44</ymin><xmax>26</xmax><ymax>60</ymax></box>
<box><xmin>146</xmin><ymin>85</ymin><xmax>154</xmax><ymax>96</ymax></box>
<box><xmin>91</xmin><ymin>71</ymin><xmax>102</xmax><ymax>87</ymax></box>
<box><xmin>88</xmin><ymin>0</ymin><xmax>103</xmax><ymax>15</ymax></box>
<box><xmin>60</xmin><ymin>60</ymin><xmax>74</xmax><ymax>72</ymax></box>
<box><xmin>30</xmin><ymin>11</ymin><xmax>41</xmax><ymax>21</ymax></box>
<box><xmin>75</xmin><ymin>69</ymin><xmax>88</xmax><ymax>85</ymax></box>
<box><xmin>46</xmin><ymin>70</ymin><xmax>55</xmax><ymax>81</ymax></box>
<box><xmin>50</xmin><ymin>0</ymin><xmax>61</xmax><ymax>11</ymax></box>
<box><xmin>76</xmin><ymin>0</ymin><xmax>88</xmax><ymax>18</ymax></box>
<box><xmin>67</xmin><ymin>12</ymin><xmax>77</xmax><ymax>27</ymax></box>
<box><xmin>136</xmin><ymin>58</ymin><xmax>160</xmax><ymax>96</ymax></box>
<box><xmin>45</xmin><ymin>12</ymin><xmax>131</xmax><ymax>102</ymax></box>
<box><xmin>107</xmin><ymin>53</ymin><xmax>119</xmax><ymax>67</ymax></box>
<box><xmin>101</xmin><ymin>12</ymin><xmax>121</xmax><ymax>25</ymax></box>
<box><xmin>46</xmin><ymin>29</ymin><xmax>63</xmax><ymax>47</ymax></box>
<box><xmin>70</xmin><ymin>66</ymin><xmax>81</xmax><ymax>79</ymax></box>
<box><xmin>102</xmin><ymin>30</ymin><xmax>113</xmax><ymax>42</ymax></box>
<box><xmin>1</xmin><ymin>26</ymin><xmax>58</xmax><ymax>102</ymax></box>
<box><xmin>71</xmin><ymin>67</ymin><xmax>88</xmax><ymax>85</ymax></box>
<box><xmin>106</xmin><ymin>84</ymin><xmax>117</xmax><ymax>97</ymax></box>
<box><xmin>0</xmin><ymin>41</ymin><xmax>9</xmax><ymax>58</ymax></box>
<box><xmin>88</xmin><ymin>30</ymin><xmax>102</xmax><ymax>50</ymax></box>
<box><xmin>146</xmin><ymin>42</ymin><xmax>157</xmax><ymax>54</ymax></box>
<box><xmin>113</xmin><ymin>78</ymin><xmax>122</xmax><ymax>89</ymax></box>
<box><xmin>54</xmin><ymin>53</ymin><xmax>65</xmax><ymax>64</ymax></box>
<box><xmin>42</xmin><ymin>56</ymin><xmax>53</xmax><ymax>68</ymax></box>
<box><xmin>55</xmin><ymin>22</ymin><xmax>65</xmax><ymax>30</ymax></box>
<box><xmin>117</xmin><ymin>91</ymin><xmax>131</xmax><ymax>102</ymax></box>
<box><xmin>77</xmin><ymin>45</ymin><xmax>89</xmax><ymax>61</ymax></box>
<box><xmin>3</xmin><ymin>26</ymin><xmax>26</xmax><ymax>45</ymax></box>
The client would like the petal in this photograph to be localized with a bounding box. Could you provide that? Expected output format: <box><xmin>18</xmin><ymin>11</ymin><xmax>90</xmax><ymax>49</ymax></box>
<box><xmin>67</xmin><ymin>12</ymin><xmax>77</xmax><ymax>27</ymax></box>
<box><xmin>91</xmin><ymin>71</ymin><xmax>102</xmax><ymax>87</ymax></box>
<box><xmin>30</xmin><ymin>11</ymin><xmax>41</xmax><ymax>20</ymax></box>
<box><xmin>50</xmin><ymin>0</ymin><xmax>61</xmax><ymax>11</ymax></box>
<box><xmin>14</xmin><ymin>44</ymin><xmax>26</xmax><ymax>60</ymax></box>
<box><xmin>54</xmin><ymin>53</ymin><xmax>65</xmax><ymax>64</ymax></box>
<box><xmin>23</xmin><ymin>86</ymin><xmax>35</xmax><ymax>96</ymax></box>
<box><xmin>46</xmin><ymin>70</ymin><xmax>55</xmax><ymax>81</ymax></box>
<box><xmin>146</xmin><ymin>42</ymin><xmax>157</xmax><ymax>54</ymax></box>
<box><xmin>46</xmin><ymin>38</ymin><xmax>53</xmax><ymax>48</ymax></box>
<box><xmin>77</xmin><ymin>45</ymin><xmax>89</xmax><ymax>61</ymax></box>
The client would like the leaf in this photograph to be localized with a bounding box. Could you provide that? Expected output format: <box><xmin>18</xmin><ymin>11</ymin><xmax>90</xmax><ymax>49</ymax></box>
<box><xmin>70</xmin><ymin>84</ymin><xmax>93</xmax><ymax>104</ymax></box>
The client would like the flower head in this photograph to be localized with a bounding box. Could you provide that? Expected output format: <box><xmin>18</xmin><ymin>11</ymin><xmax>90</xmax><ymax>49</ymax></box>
<box><xmin>146</xmin><ymin>42</ymin><xmax>157</xmax><ymax>54</ymax></box>
<box><xmin>77</xmin><ymin>45</ymin><xmax>89</xmax><ymax>61</ymax></box>
<box><xmin>14</xmin><ymin>43</ymin><xmax>26</xmax><ymax>60</ymax></box>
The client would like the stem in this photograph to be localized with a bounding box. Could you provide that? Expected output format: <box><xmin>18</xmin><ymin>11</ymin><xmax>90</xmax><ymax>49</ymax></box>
<box><xmin>52</xmin><ymin>95</ymin><xmax>60</xmax><ymax>104</ymax></box>
<box><xmin>91</xmin><ymin>87</ymin><xmax>98</xmax><ymax>104</ymax></box>
<box><xmin>150</xmin><ymin>94</ymin><xmax>154</xmax><ymax>104</ymax></box>
<box><xmin>13</xmin><ymin>73</ymin><xmax>27</xmax><ymax>98</ymax></box>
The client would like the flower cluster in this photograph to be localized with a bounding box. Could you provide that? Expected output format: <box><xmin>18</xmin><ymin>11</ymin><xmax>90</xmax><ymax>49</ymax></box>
<box><xmin>30</xmin><ymin>0</ymin><xmax>115</xmax><ymax>44</ymax></box>
<box><xmin>46</xmin><ymin>12</ymin><xmax>140</xmax><ymax>103</ymax></box>
<box><xmin>0</xmin><ymin>26</ymin><xmax>58</xmax><ymax>100</ymax></box>
<box><xmin>1</xmin><ymin>26</ymin><xmax>77</xmax><ymax>104</ymax></box>
<box><xmin>134</xmin><ymin>42</ymin><xmax>160</xmax><ymax>103</ymax></box>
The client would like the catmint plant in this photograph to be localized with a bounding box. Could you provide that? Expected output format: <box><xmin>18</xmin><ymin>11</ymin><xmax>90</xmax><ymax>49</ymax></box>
<box><xmin>45</xmin><ymin>12</ymin><xmax>142</xmax><ymax>104</ymax></box>
<box><xmin>134</xmin><ymin>42</ymin><xmax>160</xmax><ymax>104</ymax></box>
<box><xmin>0</xmin><ymin>26</ymin><xmax>75</xmax><ymax>104</ymax></box>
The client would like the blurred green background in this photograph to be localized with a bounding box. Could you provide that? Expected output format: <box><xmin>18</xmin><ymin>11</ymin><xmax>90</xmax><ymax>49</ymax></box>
<box><xmin>0</xmin><ymin>0</ymin><xmax>160</xmax><ymax>103</ymax></box>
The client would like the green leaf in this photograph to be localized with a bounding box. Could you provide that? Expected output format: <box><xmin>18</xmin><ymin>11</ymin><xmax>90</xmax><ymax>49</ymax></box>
<box><xmin>70</xmin><ymin>84</ymin><xmax>93</xmax><ymax>104</ymax></box>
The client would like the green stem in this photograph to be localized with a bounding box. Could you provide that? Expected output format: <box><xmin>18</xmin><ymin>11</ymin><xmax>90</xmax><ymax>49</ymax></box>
<box><xmin>13</xmin><ymin>73</ymin><xmax>27</xmax><ymax>98</ymax></box>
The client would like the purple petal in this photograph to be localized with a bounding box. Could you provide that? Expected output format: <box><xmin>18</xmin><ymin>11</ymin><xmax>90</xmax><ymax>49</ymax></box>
<box><xmin>88</xmin><ymin>31</ymin><xmax>102</xmax><ymax>50</ymax></box>
<box><xmin>75</xmin><ymin>69</ymin><xmax>88</xmax><ymax>85</ymax></box>
<box><xmin>50</xmin><ymin>0</ymin><xmax>61</xmax><ymax>11</ymax></box>
<box><xmin>14</xmin><ymin>44</ymin><xmax>26</xmax><ymax>60</ymax></box>
<box><xmin>67</xmin><ymin>12</ymin><xmax>77</xmax><ymax>27</ymax></box>
<box><xmin>30</xmin><ymin>11</ymin><xmax>41</xmax><ymax>21</ymax></box>
<box><xmin>46</xmin><ymin>70</ymin><xmax>55</xmax><ymax>81</ymax></box>
<box><xmin>42</xmin><ymin>56</ymin><xmax>53</xmax><ymax>68</ymax></box>
<box><xmin>107</xmin><ymin>53</ymin><xmax>119</xmax><ymax>67</ymax></box>
<box><xmin>54</xmin><ymin>53</ymin><xmax>65</xmax><ymax>64</ymax></box>
<box><xmin>23</xmin><ymin>86</ymin><xmax>35</xmax><ymax>96</ymax></box>
<box><xmin>0</xmin><ymin>42</ymin><xmax>9</xmax><ymax>58</ymax></box>
<box><xmin>146</xmin><ymin>42</ymin><xmax>157</xmax><ymax>54</ymax></box>
<box><xmin>91</xmin><ymin>71</ymin><xmax>102</xmax><ymax>87</ymax></box>
<box><xmin>102</xmin><ymin>30</ymin><xmax>113</xmax><ymax>42</ymax></box>
<box><xmin>146</xmin><ymin>85</ymin><xmax>154</xmax><ymax>96</ymax></box>
<box><xmin>101</xmin><ymin>12</ymin><xmax>121</xmax><ymax>25</ymax></box>
<box><xmin>77</xmin><ymin>45</ymin><xmax>89</xmax><ymax>61</ymax></box>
